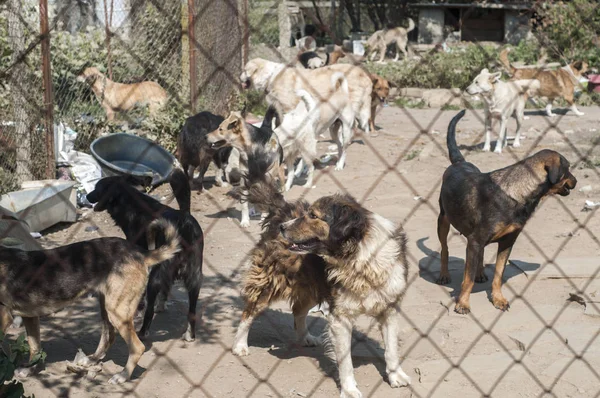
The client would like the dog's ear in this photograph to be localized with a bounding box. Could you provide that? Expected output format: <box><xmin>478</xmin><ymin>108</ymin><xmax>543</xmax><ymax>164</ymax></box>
<box><xmin>572</xmin><ymin>61</ymin><xmax>583</xmax><ymax>71</ymax></box>
<box><xmin>227</xmin><ymin>118</ymin><xmax>240</xmax><ymax>131</ymax></box>
<box><xmin>489</xmin><ymin>72</ymin><xmax>502</xmax><ymax>83</ymax></box>
<box><xmin>370</xmin><ymin>74</ymin><xmax>380</xmax><ymax>85</ymax></box>
<box><xmin>328</xmin><ymin>200</ymin><xmax>367</xmax><ymax>246</ymax></box>
<box><xmin>545</xmin><ymin>157</ymin><xmax>565</xmax><ymax>185</ymax></box>
<box><xmin>481</xmin><ymin>68</ymin><xmax>489</xmax><ymax>74</ymax></box>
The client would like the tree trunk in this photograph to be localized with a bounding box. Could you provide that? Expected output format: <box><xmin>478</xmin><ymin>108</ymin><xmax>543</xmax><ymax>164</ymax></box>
<box><xmin>55</xmin><ymin>0</ymin><xmax>99</xmax><ymax>33</ymax></box>
<box><xmin>193</xmin><ymin>0</ymin><xmax>242</xmax><ymax>116</ymax></box>
<box><xmin>344</xmin><ymin>0</ymin><xmax>361</xmax><ymax>32</ymax></box>
<box><xmin>7</xmin><ymin>0</ymin><xmax>33</xmax><ymax>181</ymax></box>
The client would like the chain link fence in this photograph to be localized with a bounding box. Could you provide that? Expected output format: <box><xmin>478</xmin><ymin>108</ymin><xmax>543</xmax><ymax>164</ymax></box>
<box><xmin>0</xmin><ymin>0</ymin><xmax>599</xmax><ymax>397</ymax></box>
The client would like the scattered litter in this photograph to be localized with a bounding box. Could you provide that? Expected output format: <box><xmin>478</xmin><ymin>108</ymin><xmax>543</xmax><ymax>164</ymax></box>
<box><xmin>66</xmin><ymin>349</ymin><xmax>102</xmax><ymax>379</ymax></box>
<box><xmin>567</xmin><ymin>293</ymin><xmax>586</xmax><ymax>307</ymax></box>
<box><xmin>327</xmin><ymin>145</ymin><xmax>337</xmax><ymax>152</ymax></box>
<box><xmin>583</xmin><ymin>200</ymin><xmax>600</xmax><ymax>211</ymax></box>
<box><xmin>290</xmin><ymin>389</ymin><xmax>307</xmax><ymax>397</ymax></box>
<box><xmin>85</xmin><ymin>226</ymin><xmax>99</xmax><ymax>232</ymax></box>
<box><xmin>414</xmin><ymin>196</ymin><xmax>422</xmax><ymax>201</ymax></box>
<box><xmin>320</xmin><ymin>154</ymin><xmax>334</xmax><ymax>164</ymax></box>
<box><xmin>249</xmin><ymin>207</ymin><xmax>260</xmax><ymax>217</ymax></box>
<box><xmin>414</xmin><ymin>367</ymin><xmax>422</xmax><ymax>383</ymax></box>
<box><xmin>579</xmin><ymin>185</ymin><xmax>593</xmax><ymax>193</ymax></box>
<box><xmin>591</xmin><ymin>128</ymin><xmax>597</xmax><ymax>132</ymax></box>
<box><xmin>431</xmin><ymin>130</ymin><xmax>440</xmax><ymax>135</ymax></box>
<box><xmin>30</xmin><ymin>232</ymin><xmax>42</xmax><ymax>239</ymax></box>
<box><xmin>564</xmin><ymin>130</ymin><xmax>574</xmax><ymax>135</ymax></box>
<box><xmin>509</xmin><ymin>336</ymin><xmax>526</xmax><ymax>351</ymax></box>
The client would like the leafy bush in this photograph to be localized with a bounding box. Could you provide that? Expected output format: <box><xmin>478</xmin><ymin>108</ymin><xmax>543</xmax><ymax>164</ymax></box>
<box><xmin>368</xmin><ymin>44</ymin><xmax>497</xmax><ymax>90</ymax></box>
<box><xmin>0</xmin><ymin>332</ymin><xmax>46</xmax><ymax>398</ymax></box>
<box><xmin>534</xmin><ymin>0</ymin><xmax>600</xmax><ymax>66</ymax></box>
<box><xmin>248</xmin><ymin>1</ymin><xmax>279</xmax><ymax>46</ymax></box>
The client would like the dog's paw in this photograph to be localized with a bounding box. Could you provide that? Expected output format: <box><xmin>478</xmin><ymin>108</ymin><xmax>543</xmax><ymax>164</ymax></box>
<box><xmin>492</xmin><ymin>296</ymin><xmax>510</xmax><ymax>311</ymax></box>
<box><xmin>475</xmin><ymin>273</ymin><xmax>489</xmax><ymax>283</ymax></box>
<box><xmin>482</xmin><ymin>145</ymin><xmax>491</xmax><ymax>152</ymax></box>
<box><xmin>454</xmin><ymin>303</ymin><xmax>471</xmax><ymax>315</ymax></box>
<box><xmin>494</xmin><ymin>146</ymin><xmax>503</xmax><ymax>154</ymax></box>
<box><xmin>575</xmin><ymin>112</ymin><xmax>585</xmax><ymax>116</ymax></box>
<box><xmin>523</xmin><ymin>116</ymin><xmax>530</xmax><ymax>120</ymax></box>
<box><xmin>436</xmin><ymin>274</ymin><xmax>451</xmax><ymax>285</ymax></box>
<box><xmin>388</xmin><ymin>369</ymin><xmax>412</xmax><ymax>388</ymax></box>
<box><xmin>334</xmin><ymin>164</ymin><xmax>345</xmax><ymax>171</ymax></box>
<box><xmin>240</xmin><ymin>220</ymin><xmax>250</xmax><ymax>228</ymax></box>
<box><xmin>108</xmin><ymin>371</ymin><xmax>128</xmax><ymax>384</ymax></box>
<box><xmin>340</xmin><ymin>386</ymin><xmax>363</xmax><ymax>398</ymax></box>
<box><xmin>182</xmin><ymin>330</ymin><xmax>195</xmax><ymax>342</ymax></box>
<box><xmin>512</xmin><ymin>141</ymin><xmax>521</xmax><ymax>148</ymax></box>
<box><xmin>232</xmin><ymin>343</ymin><xmax>250</xmax><ymax>356</ymax></box>
<box><xmin>300</xmin><ymin>333</ymin><xmax>322</xmax><ymax>347</ymax></box>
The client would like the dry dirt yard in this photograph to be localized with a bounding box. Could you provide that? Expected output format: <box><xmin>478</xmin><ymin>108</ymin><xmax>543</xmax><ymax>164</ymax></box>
<box><xmin>16</xmin><ymin>107</ymin><xmax>600</xmax><ymax>398</ymax></box>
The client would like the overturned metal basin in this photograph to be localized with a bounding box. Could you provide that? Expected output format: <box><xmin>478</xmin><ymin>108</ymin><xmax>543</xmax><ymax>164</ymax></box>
<box><xmin>90</xmin><ymin>133</ymin><xmax>176</xmax><ymax>186</ymax></box>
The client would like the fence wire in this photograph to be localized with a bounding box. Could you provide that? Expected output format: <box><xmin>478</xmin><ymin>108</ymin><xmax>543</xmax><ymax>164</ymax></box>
<box><xmin>0</xmin><ymin>1</ymin><xmax>599</xmax><ymax>397</ymax></box>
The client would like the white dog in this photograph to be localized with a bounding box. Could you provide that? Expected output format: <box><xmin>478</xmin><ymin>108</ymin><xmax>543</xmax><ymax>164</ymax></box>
<box><xmin>466</xmin><ymin>69</ymin><xmax>540</xmax><ymax>153</ymax></box>
<box><xmin>276</xmin><ymin>73</ymin><xmax>353</xmax><ymax>191</ymax></box>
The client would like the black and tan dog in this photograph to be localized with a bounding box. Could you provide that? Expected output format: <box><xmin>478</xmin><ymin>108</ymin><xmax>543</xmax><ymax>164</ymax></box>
<box><xmin>87</xmin><ymin>169</ymin><xmax>203</xmax><ymax>341</ymax></box>
<box><xmin>0</xmin><ymin>220</ymin><xmax>180</xmax><ymax>384</ymax></box>
<box><xmin>177</xmin><ymin>111</ymin><xmax>234</xmax><ymax>191</ymax></box>
<box><xmin>438</xmin><ymin>110</ymin><xmax>577</xmax><ymax>314</ymax></box>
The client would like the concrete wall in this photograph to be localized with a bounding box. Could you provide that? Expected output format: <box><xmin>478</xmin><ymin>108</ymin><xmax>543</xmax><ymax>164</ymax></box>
<box><xmin>504</xmin><ymin>11</ymin><xmax>531</xmax><ymax>44</ymax></box>
<box><xmin>418</xmin><ymin>9</ymin><xmax>444</xmax><ymax>45</ymax></box>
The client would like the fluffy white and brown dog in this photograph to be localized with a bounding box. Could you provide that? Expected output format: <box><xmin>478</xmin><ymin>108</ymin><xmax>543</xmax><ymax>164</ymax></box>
<box><xmin>466</xmin><ymin>68</ymin><xmax>540</xmax><ymax>153</ymax></box>
<box><xmin>231</xmin><ymin>158</ymin><xmax>411</xmax><ymax>398</ymax></box>
<box><xmin>240</xmin><ymin>58</ymin><xmax>373</xmax><ymax>170</ymax></box>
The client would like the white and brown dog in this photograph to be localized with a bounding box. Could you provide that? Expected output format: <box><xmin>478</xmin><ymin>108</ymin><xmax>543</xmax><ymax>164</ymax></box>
<box><xmin>466</xmin><ymin>68</ymin><xmax>540</xmax><ymax>153</ymax></box>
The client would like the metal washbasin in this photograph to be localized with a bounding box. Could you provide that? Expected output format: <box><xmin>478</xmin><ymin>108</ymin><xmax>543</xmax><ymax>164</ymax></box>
<box><xmin>90</xmin><ymin>133</ymin><xmax>176</xmax><ymax>186</ymax></box>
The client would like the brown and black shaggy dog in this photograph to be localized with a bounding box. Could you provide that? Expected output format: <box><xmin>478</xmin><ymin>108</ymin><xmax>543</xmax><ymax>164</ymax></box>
<box><xmin>231</xmin><ymin>149</ymin><xmax>412</xmax><ymax>398</ymax></box>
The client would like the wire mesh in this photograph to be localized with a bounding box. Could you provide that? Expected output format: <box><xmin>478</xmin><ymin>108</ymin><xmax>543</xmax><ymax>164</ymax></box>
<box><xmin>0</xmin><ymin>1</ymin><xmax>599</xmax><ymax>397</ymax></box>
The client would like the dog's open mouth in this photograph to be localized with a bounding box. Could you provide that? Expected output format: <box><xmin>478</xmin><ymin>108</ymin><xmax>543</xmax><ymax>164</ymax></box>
<box><xmin>209</xmin><ymin>140</ymin><xmax>227</xmax><ymax>149</ymax></box>
<box><xmin>558</xmin><ymin>185</ymin><xmax>571</xmax><ymax>196</ymax></box>
<box><xmin>288</xmin><ymin>238</ymin><xmax>319</xmax><ymax>252</ymax></box>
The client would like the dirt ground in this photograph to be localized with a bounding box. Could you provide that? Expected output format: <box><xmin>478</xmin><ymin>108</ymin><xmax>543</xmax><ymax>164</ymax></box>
<box><xmin>17</xmin><ymin>107</ymin><xmax>600</xmax><ymax>397</ymax></box>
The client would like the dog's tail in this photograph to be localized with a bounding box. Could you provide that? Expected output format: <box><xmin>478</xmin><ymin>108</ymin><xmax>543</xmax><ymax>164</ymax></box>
<box><xmin>447</xmin><ymin>110</ymin><xmax>466</xmax><ymax>164</ymax></box>
<box><xmin>144</xmin><ymin>219</ymin><xmax>181</xmax><ymax>267</ymax></box>
<box><xmin>169</xmin><ymin>168</ymin><xmax>191</xmax><ymax>213</ymax></box>
<box><xmin>331</xmin><ymin>72</ymin><xmax>349</xmax><ymax>94</ymax></box>
<box><xmin>407</xmin><ymin>18</ymin><xmax>415</xmax><ymax>33</ymax></box>
<box><xmin>499</xmin><ymin>47</ymin><xmax>515</xmax><ymax>76</ymax></box>
<box><xmin>296</xmin><ymin>89</ymin><xmax>320</xmax><ymax>132</ymax></box>
<box><xmin>261</xmin><ymin>106</ymin><xmax>277</xmax><ymax>131</ymax></box>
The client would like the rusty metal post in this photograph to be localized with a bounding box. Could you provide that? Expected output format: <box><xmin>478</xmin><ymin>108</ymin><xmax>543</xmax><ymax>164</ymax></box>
<box><xmin>40</xmin><ymin>0</ymin><xmax>54</xmax><ymax>179</ymax></box>
<box><xmin>188</xmin><ymin>0</ymin><xmax>197</xmax><ymax>113</ymax></box>
<box><xmin>242</xmin><ymin>0</ymin><xmax>249</xmax><ymax>66</ymax></box>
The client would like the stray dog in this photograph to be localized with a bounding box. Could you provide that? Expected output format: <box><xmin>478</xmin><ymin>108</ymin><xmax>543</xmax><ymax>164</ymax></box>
<box><xmin>77</xmin><ymin>67</ymin><xmax>167</xmax><ymax>121</ymax></box>
<box><xmin>276</xmin><ymin>73</ymin><xmax>353</xmax><ymax>190</ymax></box>
<box><xmin>240</xmin><ymin>59</ymin><xmax>370</xmax><ymax>170</ymax></box>
<box><xmin>365</xmin><ymin>19</ymin><xmax>415</xmax><ymax>63</ymax></box>
<box><xmin>86</xmin><ymin>169</ymin><xmax>203</xmax><ymax>341</ymax></box>
<box><xmin>298</xmin><ymin>46</ymin><xmax>346</xmax><ymax>69</ymax></box>
<box><xmin>499</xmin><ymin>48</ymin><xmax>588</xmax><ymax>117</ymax></box>
<box><xmin>177</xmin><ymin>111</ymin><xmax>234</xmax><ymax>190</ymax></box>
<box><xmin>205</xmin><ymin>107</ymin><xmax>284</xmax><ymax>228</ymax></box>
<box><xmin>232</xmin><ymin>149</ymin><xmax>412</xmax><ymax>397</ymax></box>
<box><xmin>466</xmin><ymin>68</ymin><xmax>540</xmax><ymax>153</ymax></box>
<box><xmin>438</xmin><ymin>110</ymin><xmax>577</xmax><ymax>314</ymax></box>
<box><xmin>0</xmin><ymin>219</ymin><xmax>180</xmax><ymax>384</ymax></box>
<box><xmin>370</xmin><ymin>73</ymin><xmax>395</xmax><ymax>132</ymax></box>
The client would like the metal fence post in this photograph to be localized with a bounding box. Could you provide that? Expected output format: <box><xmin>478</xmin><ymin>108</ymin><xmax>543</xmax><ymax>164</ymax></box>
<box><xmin>188</xmin><ymin>0</ymin><xmax>197</xmax><ymax>114</ymax></box>
<box><xmin>40</xmin><ymin>0</ymin><xmax>54</xmax><ymax>179</ymax></box>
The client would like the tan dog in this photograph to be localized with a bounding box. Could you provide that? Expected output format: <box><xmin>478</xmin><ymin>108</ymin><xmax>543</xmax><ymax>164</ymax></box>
<box><xmin>240</xmin><ymin>58</ymin><xmax>372</xmax><ymax>170</ymax></box>
<box><xmin>370</xmin><ymin>73</ymin><xmax>395</xmax><ymax>131</ymax></box>
<box><xmin>77</xmin><ymin>67</ymin><xmax>167</xmax><ymax>121</ymax></box>
<box><xmin>365</xmin><ymin>19</ymin><xmax>415</xmax><ymax>63</ymax></box>
<box><xmin>499</xmin><ymin>48</ymin><xmax>588</xmax><ymax>117</ymax></box>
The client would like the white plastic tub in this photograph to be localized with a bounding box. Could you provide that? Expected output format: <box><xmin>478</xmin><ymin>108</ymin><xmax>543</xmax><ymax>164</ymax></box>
<box><xmin>0</xmin><ymin>180</ymin><xmax>77</xmax><ymax>233</ymax></box>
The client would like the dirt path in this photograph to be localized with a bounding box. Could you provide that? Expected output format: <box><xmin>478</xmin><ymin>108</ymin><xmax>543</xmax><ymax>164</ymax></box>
<box><xmin>19</xmin><ymin>107</ymin><xmax>600</xmax><ymax>397</ymax></box>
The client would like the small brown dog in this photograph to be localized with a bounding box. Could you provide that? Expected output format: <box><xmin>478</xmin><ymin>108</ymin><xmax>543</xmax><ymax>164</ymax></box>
<box><xmin>370</xmin><ymin>74</ymin><xmax>395</xmax><ymax>132</ymax></box>
<box><xmin>499</xmin><ymin>48</ymin><xmax>588</xmax><ymax>117</ymax></box>
<box><xmin>438</xmin><ymin>111</ymin><xmax>577</xmax><ymax>314</ymax></box>
<box><xmin>0</xmin><ymin>219</ymin><xmax>180</xmax><ymax>383</ymax></box>
<box><xmin>77</xmin><ymin>66</ymin><xmax>167</xmax><ymax>121</ymax></box>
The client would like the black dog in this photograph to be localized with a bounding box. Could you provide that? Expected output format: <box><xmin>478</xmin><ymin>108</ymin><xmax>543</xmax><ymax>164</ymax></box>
<box><xmin>438</xmin><ymin>110</ymin><xmax>577</xmax><ymax>315</ymax></box>
<box><xmin>177</xmin><ymin>111</ymin><xmax>234</xmax><ymax>190</ymax></box>
<box><xmin>87</xmin><ymin>169</ymin><xmax>203</xmax><ymax>341</ymax></box>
